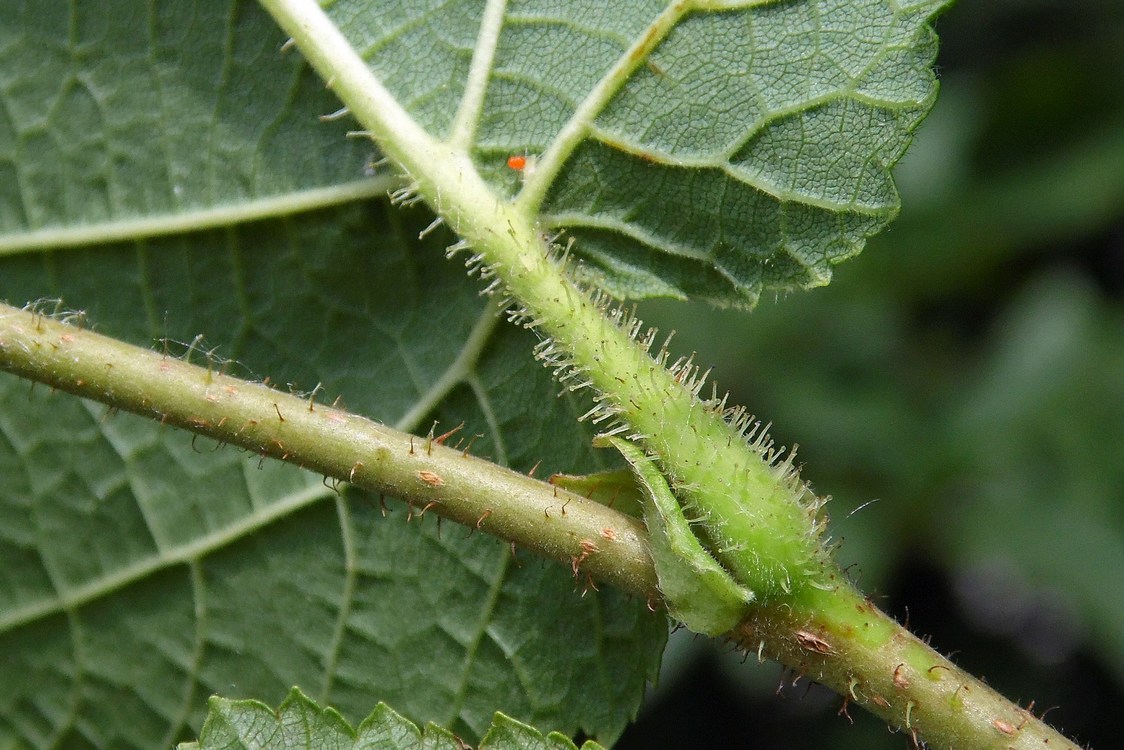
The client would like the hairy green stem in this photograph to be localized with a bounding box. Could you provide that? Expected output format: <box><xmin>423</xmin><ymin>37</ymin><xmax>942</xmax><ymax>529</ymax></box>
<box><xmin>746</xmin><ymin>582</ymin><xmax>1081</xmax><ymax>750</ymax></box>
<box><xmin>0</xmin><ymin>302</ymin><xmax>656</xmax><ymax>599</ymax></box>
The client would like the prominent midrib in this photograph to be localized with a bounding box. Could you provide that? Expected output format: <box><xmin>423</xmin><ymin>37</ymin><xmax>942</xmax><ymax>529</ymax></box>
<box><xmin>0</xmin><ymin>177</ymin><xmax>397</xmax><ymax>255</ymax></box>
<box><xmin>0</xmin><ymin>483</ymin><xmax>333</xmax><ymax>633</ymax></box>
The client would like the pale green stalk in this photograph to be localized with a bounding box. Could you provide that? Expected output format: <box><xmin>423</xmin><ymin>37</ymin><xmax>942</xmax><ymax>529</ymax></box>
<box><xmin>0</xmin><ymin>302</ymin><xmax>656</xmax><ymax>600</ymax></box>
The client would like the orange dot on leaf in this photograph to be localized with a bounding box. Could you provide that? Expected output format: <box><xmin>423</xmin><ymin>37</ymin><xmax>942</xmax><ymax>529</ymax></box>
<box><xmin>507</xmin><ymin>154</ymin><xmax>527</xmax><ymax>170</ymax></box>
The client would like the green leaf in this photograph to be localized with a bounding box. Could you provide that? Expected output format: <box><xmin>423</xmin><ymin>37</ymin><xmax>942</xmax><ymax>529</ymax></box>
<box><xmin>0</xmin><ymin>0</ymin><xmax>952</xmax><ymax>747</ymax></box>
<box><xmin>179</xmin><ymin>688</ymin><xmax>606</xmax><ymax>750</ymax></box>
<box><xmin>0</xmin><ymin>206</ymin><xmax>665</xmax><ymax>748</ymax></box>
<box><xmin>324</xmin><ymin>0</ymin><xmax>949</xmax><ymax>306</ymax></box>
<box><xmin>597</xmin><ymin>436</ymin><xmax>753</xmax><ymax>636</ymax></box>
<box><xmin>0</xmin><ymin>1</ymin><xmax>384</xmax><ymax>254</ymax></box>
<box><xmin>0</xmin><ymin>4</ymin><xmax>664</xmax><ymax>748</ymax></box>
<box><xmin>477</xmin><ymin>714</ymin><xmax>605</xmax><ymax>750</ymax></box>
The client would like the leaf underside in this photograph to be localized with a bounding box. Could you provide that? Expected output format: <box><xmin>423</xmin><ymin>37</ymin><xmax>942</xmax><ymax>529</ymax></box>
<box><xmin>0</xmin><ymin>202</ymin><xmax>666</xmax><ymax>748</ymax></box>
<box><xmin>327</xmin><ymin>0</ymin><xmax>948</xmax><ymax>306</ymax></box>
<box><xmin>0</xmin><ymin>0</ymin><xmax>950</xmax><ymax>747</ymax></box>
<box><xmin>0</xmin><ymin>3</ymin><xmax>667</xmax><ymax>748</ymax></box>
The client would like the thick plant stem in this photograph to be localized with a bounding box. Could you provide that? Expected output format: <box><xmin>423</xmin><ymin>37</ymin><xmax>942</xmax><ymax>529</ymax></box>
<box><xmin>735</xmin><ymin>579</ymin><xmax>1080</xmax><ymax>750</ymax></box>
<box><xmin>0</xmin><ymin>303</ymin><xmax>657</xmax><ymax>600</ymax></box>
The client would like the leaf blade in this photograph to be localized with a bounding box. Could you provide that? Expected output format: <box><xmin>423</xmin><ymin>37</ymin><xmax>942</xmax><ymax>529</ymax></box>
<box><xmin>0</xmin><ymin>2</ymin><xmax>668</xmax><ymax>736</ymax></box>
<box><xmin>0</xmin><ymin>205</ymin><xmax>665</xmax><ymax>747</ymax></box>
<box><xmin>178</xmin><ymin>688</ymin><xmax>608</xmax><ymax>750</ymax></box>
<box><xmin>319</xmin><ymin>0</ymin><xmax>948</xmax><ymax>305</ymax></box>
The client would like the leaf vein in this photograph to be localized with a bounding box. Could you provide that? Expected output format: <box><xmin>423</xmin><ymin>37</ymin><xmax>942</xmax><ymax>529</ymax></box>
<box><xmin>0</xmin><ymin>484</ymin><xmax>332</xmax><ymax>634</ymax></box>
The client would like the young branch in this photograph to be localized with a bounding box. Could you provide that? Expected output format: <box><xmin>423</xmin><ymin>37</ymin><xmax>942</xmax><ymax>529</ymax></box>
<box><xmin>0</xmin><ymin>302</ymin><xmax>657</xmax><ymax>599</ymax></box>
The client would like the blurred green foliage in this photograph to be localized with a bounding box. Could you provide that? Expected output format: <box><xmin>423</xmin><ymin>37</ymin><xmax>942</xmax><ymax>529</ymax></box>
<box><xmin>621</xmin><ymin>1</ymin><xmax>1124</xmax><ymax>747</ymax></box>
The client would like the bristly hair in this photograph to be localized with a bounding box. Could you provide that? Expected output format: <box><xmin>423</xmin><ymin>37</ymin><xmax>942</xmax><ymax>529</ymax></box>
<box><xmin>450</xmin><ymin>230</ymin><xmax>831</xmax><ymax>592</ymax></box>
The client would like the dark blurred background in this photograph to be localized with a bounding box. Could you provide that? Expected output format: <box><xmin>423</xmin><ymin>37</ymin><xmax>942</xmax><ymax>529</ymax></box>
<box><xmin>617</xmin><ymin>1</ymin><xmax>1124</xmax><ymax>747</ymax></box>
